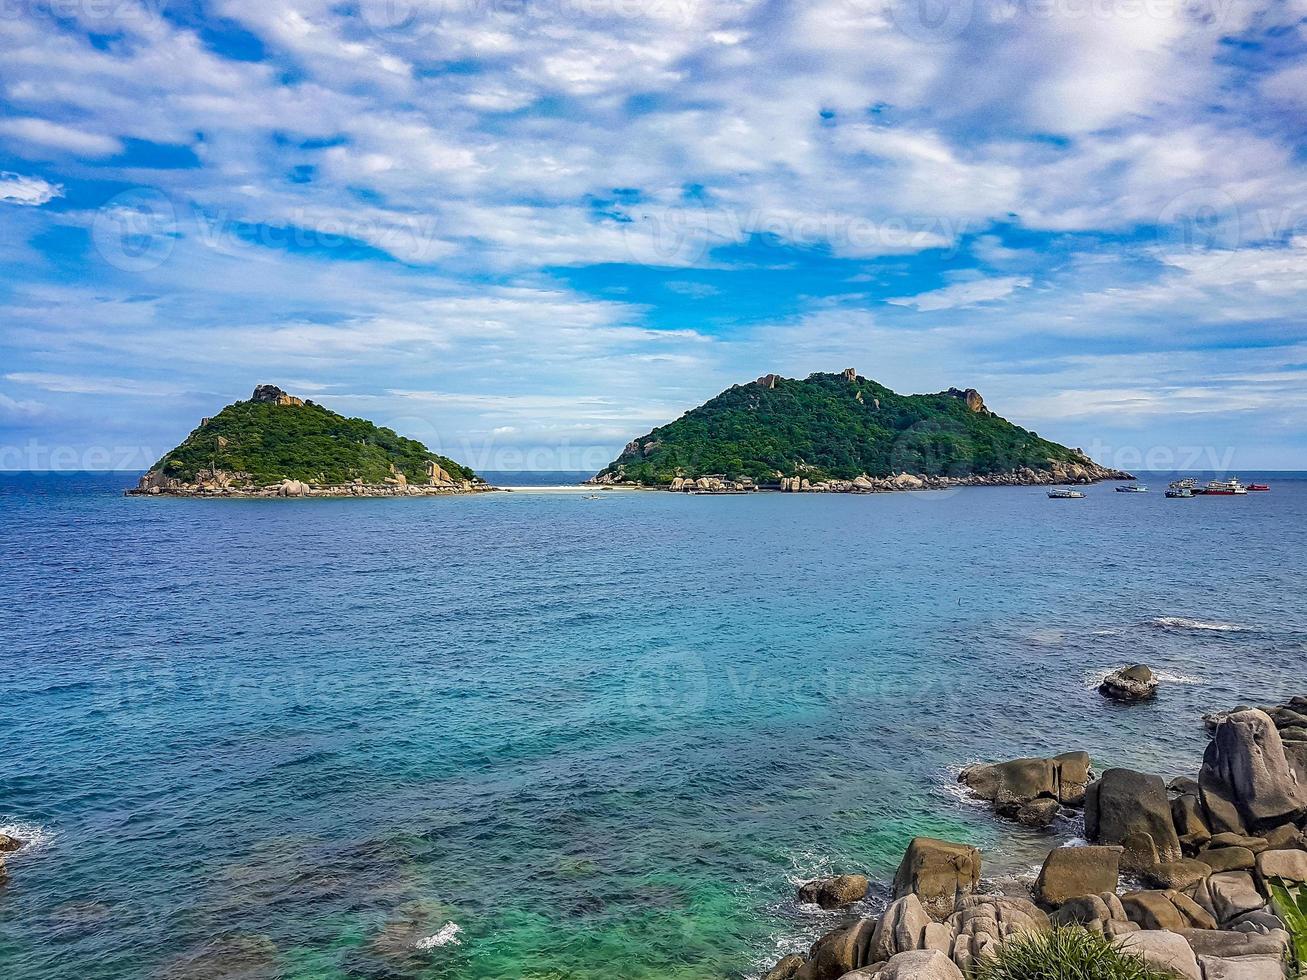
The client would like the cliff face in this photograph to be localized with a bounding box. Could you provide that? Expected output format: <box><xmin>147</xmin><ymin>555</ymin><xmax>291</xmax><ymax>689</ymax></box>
<box><xmin>129</xmin><ymin>386</ymin><xmax>485</xmax><ymax>497</ymax></box>
<box><xmin>593</xmin><ymin>370</ymin><xmax>1131</xmax><ymax>488</ymax></box>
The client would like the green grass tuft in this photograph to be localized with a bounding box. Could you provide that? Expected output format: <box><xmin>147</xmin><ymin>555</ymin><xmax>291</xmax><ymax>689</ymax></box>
<box><xmin>972</xmin><ymin>928</ymin><xmax>1181</xmax><ymax>980</ymax></box>
<box><xmin>1270</xmin><ymin>878</ymin><xmax>1307</xmax><ymax>980</ymax></box>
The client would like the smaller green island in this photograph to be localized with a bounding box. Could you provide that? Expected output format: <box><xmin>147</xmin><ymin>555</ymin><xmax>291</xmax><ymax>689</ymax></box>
<box><xmin>129</xmin><ymin>385</ymin><xmax>490</xmax><ymax>497</ymax></box>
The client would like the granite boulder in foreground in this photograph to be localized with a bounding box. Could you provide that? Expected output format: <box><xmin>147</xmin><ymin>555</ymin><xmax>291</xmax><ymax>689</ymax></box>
<box><xmin>764</xmin><ymin>695</ymin><xmax>1307</xmax><ymax>980</ymax></box>
<box><xmin>128</xmin><ymin>386</ymin><xmax>492</xmax><ymax>498</ymax></box>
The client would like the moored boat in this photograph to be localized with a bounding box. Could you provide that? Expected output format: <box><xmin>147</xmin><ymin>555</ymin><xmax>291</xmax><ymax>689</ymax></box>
<box><xmin>1247</xmin><ymin>483</ymin><xmax>1270</xmax><ymax>491</ymax></box>
<box><xmin>1115</xmin><ymin>484</ymin><xmax>1149</xmax><ymax>493</ymax></box>
<box><xmin>1047</xmin><ymin>487</ymin><xmax>1085</xmax><ymax>499</ymax></box>
<box><xmin>1165</xmin><ymin>487</ymin><xmax>1193</xmax><ymax>498</ymax></box>
<box><xmin>1198</xmin><ymin>477</ymin><xmax>1247</xmax><ymax>495</ymax></box>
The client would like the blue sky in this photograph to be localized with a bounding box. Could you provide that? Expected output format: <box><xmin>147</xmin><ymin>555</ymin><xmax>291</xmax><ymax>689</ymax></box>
<box><xmin>2</xmin><ymin>0</ymin><xmax>1307</xmax><ymax>472</ymax></box>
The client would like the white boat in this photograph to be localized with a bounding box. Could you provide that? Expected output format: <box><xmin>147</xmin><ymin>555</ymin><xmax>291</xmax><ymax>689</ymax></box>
<box><xmin>1169</xmin><ymin>478</ymin><xmax>1197</xmax><ymax>490</ymax></box>
<box><xmin>1048</xmin><ymin>487</ymin><xmax>1085</xmax><ymax>499</ymax></box>
<box><xmin>1115</xmin><ymin>484</ymin><xmax>1149</xmax><ymax>493</ymax></box>
<box><xmin>1198</xmin><ymin>478</ymin><xmax>1247</xmax><ymax>496</ymax></box>
<box><xmin>1165</xmin><ymin>487</ymin><xmax>1193</xmax><ymax>498</ymax></box>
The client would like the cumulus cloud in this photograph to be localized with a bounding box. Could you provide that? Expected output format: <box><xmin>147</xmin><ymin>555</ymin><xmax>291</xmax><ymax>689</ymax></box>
<box><xmin>1</xmin><ymin>0</ymin><xmax>1306</xmax><ymax>464</ymax></box>
<box><xmin>0</xmin><ymin>172</ymin><xmax>63</xmax><ymax>206</ymax></box>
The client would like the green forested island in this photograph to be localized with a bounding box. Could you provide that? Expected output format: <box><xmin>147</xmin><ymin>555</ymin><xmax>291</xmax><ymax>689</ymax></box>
<box><xmin>130</xmin><ymin>385</ymin><xmax>482</xmax><ymax>496</ymax></box>
<box><xmin>593</xmin><ymin>369</ymin><xmax>1127</xmax><ymax>489</ymax></box>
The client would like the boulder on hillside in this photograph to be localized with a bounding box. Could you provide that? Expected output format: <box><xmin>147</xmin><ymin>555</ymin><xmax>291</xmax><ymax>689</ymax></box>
<box><xmin>1187</xmin><ymin>871</ymin><xmax>1267</xmax><ymax>926</ymax></box>
<box><xmin>892</xmin><ymin>838</ymin><xmax>981</xmax><ymax>921</ymax></box>
<box><xmin>1202</xmin><ymin>847</ymin><xmax>1256</xmax><ymax>873</ymax></box>
<box><xmin>1256</xmin><ymin>848</ymin><xmax>1307</xmax><ymax>885</ymax></box>
<box><xmin>1194</xmin><ymin>953</ymin><xmax>1286</xmax><ymax>980</ymax></box>
<box><xmin>1033</xmin><ymin>846</ymin><xmax>1122</xmax><ymax>908</ymax></box>
<box><xmin>1143</xmin><ymin>858</ymin><xmax>1213</xmax><ymax>892</ymax></box>
<box><xmin>1180</xmin><ymin>929</ymin><xmax>1289</xmax><ymax>959</ymax></box>
<box><xmin>1085</xmin><ymin>769</ymin><xmax>1184</xmax><ymax>863</ymax></box>
<box><xmin>946</xmin><ymin>896</ymin><xmax>1049</xmax><ymax>974</ymax></box>
<box><xmin>797</xmin><ymin>874</ymin><xmax>869</xmax><ymax>909</ymax></box>
<box><xmin>1122</xmin><ymin>889</ymin><xmax>1217</xmax><ymax>931</ymax></box>
<box><xmin>1201</xmin><ymin>709</ymin><xmax>1307</xmax><ymax>835</ymax></box>
<box><xmin>795</xmin><ymin>917</ymin><xmax>878</xmax><ymax>980</ymax></box>
<box><xmin>1100</xmin><ymin>664</ymin><xmax>1159</xmax><ymax>702</ymax></box>
<box><xmin>1173</xmin><ymin>793</ymin><xmax>1214</xmax><ymax>851</ymax></box>
<box><xmin>867</xmin><ymin>949</ymin><xmax>964</xmax><ymax>980</ymax></box>
<box><xmin>867</xmin><ymin>895</ymin><xmax>932</xmax><ymax>964</ymax></box>
<box><xmin>1117</xmin><ymin>930</ymin><xmax>1202</xmax><ymax>980</ymax></box>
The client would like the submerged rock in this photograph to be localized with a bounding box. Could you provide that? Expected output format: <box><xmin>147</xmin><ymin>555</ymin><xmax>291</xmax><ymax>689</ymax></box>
<box><xmin>1099</xmin><ymin>664</ymin><xmax>1159</xmax><ymax>702</ymax></box>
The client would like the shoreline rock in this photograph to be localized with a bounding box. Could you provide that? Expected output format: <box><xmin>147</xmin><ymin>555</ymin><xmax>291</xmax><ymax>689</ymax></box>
<box><xmin>798</xmin><ymin>874</ymin><xmax>870</xmax><ymax>910</ymax></box>
<box><xmin>593</xmin><ymin>463</ymin><xmax>1135</xmax><ymax>494</ymax></box>
<box><xmin>1100</xmin><ymin>664</ymin><xmax>1160</xmax><ymax>702</ymax></box>
<box><xmin>126</xmin><ymin>476</ymin><xmax>501</xmax><ymax>498</ymax></box>
<box><xmin>763</xmin><ymin>695</ymin><xmax>1307</xmax><ymax>980</ymax></box>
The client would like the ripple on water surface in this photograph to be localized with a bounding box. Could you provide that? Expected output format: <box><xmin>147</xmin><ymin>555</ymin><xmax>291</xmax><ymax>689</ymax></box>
<box><xmin>0</xmin><ymin>473</ymin><xmax>1304</xmax><ymax>979</ymax></box>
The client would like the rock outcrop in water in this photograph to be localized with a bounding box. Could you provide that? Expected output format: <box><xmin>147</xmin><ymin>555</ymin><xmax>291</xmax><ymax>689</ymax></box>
<box><xmin>591</xmin><ymin>369</ymin><xmax>1133</xmax><ymax>490</ymax></box>
<box><xmin>127</xmin><ymin>386</ymin><xmax>494</xmax><ymax>498</ymax></box>
<box><xmin>765</xmin><ymin>696</ymin><xmax>1307</xmax><ymax>980</ymax></box>
<box><xmin>958</xmin><ymin>751</ymin><xmax>1091</xmax><ymax>827</ymax></box>
<box><xmin>1100</xmin><ymin>664</ymin><xmax>1160</xmax><ymax>702</ymax></box>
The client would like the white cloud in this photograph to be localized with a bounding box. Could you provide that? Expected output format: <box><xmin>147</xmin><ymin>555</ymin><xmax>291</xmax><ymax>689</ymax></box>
<box><xmin>887</xmin><ymin>275</ymin><xmax>1032</xmax><ymax>312</ymax></box>
<box><xmin>3</xmin><ymin>372</ymin><xmax>185</xmax><ymax>396</ymax></box>
<box><xmin>0</xmin><ymin>172</ymin><xmax>63</xmax><ymax>206</ymax></box>
<box><xmin>0</xmin><ymin>391</ymin><xmax>45</xmax><ymax>420</ymax></box>
<box><xmin>0</xmin><ymin>118</ymin><xmax>122</xmax><ymax>158</ymax></box>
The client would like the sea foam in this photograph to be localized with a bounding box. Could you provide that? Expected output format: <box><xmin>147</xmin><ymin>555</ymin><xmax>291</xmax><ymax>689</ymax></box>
<box><xmin>415</xmin><ymin>922</ymin><xmax>462</xmax><ymax>950</ymax></box>
<box><xmin>0</xmin><ymin>822</ymin><xmax>56</xmax><ymax>854</ymax></box>
<box><xmin>1148</xmin><ymin>616</ymin><xmax>1248</xmax><ymax>633</ymax></box>
<box><xmin>1083</xmin><ymin>667</ymin><xmax>1202</xmax><ymax>689</ymax></box>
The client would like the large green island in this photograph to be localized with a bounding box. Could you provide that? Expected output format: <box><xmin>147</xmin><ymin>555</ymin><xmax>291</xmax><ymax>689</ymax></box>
<box><xmin>128</xmin><ymin>385</ymin><xmax>490</xmax><ymax>497</ymax></box>
<box><xmin>593</xmin><ymin>368</ymin><xmax>1132</xmax><ymax>491</ymax></box>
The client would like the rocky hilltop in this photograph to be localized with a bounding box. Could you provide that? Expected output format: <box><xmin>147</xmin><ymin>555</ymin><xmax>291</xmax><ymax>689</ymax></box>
<box><xmin>128</xmin><ymin>385</ymin><xmax>491</xmax><ymax>498</ymax></box>
<box><xmin>767</xmin><ymin>695</ymin><xmax>1307</xmax><ymax>980</ymax></box>
<box><xmin>592</xmin><ymin>369</ymin><xmax>1132</xmax><ymax>491</ymax></box>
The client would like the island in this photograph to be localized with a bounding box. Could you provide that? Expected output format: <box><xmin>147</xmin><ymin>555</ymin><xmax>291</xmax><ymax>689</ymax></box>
<box><xmin>127</xmin><ymin>385</ymin><xmax>492</xmax><ymax>497</ymax></box>
<box><xmin>591</xmin><ymin>369</ymin><xmax>1133</xmax><ymax>492</ymax></box>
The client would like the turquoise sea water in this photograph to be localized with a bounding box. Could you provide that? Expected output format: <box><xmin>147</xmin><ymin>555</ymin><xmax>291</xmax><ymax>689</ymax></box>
<box><xmin>1</xmin><ymin>471</ymin><xmax>1305</xmax><ymax>979</ymax></box>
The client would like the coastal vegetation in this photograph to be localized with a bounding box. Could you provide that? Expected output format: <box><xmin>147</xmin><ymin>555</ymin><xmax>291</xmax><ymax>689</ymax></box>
<box><xmin>1270</xmin><ymin>881</ymin><xmax>1307</xmax><ymax>977</ymax></box>
<box><xmin>132</xmin><ymin>385</ymin><xmax>479</xmax><ymax>494</ymax></box>
<box><xmin>973</xmin><ymin>928</ymin><xmax>1180</xmax><ymax>980</ymax></box>
<box><xmin>594</xmin><ymin>369</ymin><xmax>1099</xmax><ymax>486</ymax></box>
